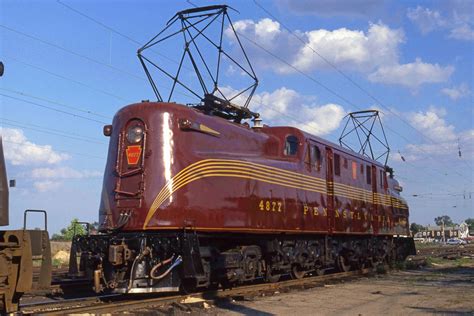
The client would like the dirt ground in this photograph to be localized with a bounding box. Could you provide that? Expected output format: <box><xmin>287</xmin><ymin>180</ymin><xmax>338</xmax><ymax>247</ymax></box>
<box><xmin>202</xmin><ymin>259</ymin><xmax>474</xmax><ymax>315</ymax></box>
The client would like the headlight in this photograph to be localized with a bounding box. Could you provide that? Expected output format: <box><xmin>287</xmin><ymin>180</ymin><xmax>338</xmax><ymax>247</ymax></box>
<box><xmin>126</xmin><ymin>125</ymin><xmax>144</xmax><ymax>143</ymax></box>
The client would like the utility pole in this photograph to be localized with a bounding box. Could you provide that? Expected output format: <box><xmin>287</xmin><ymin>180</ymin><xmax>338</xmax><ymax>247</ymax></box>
<box><xmin>441</xmin><ymin>218</ymin><xmax>445</xmax><ymax>244</ymax></box>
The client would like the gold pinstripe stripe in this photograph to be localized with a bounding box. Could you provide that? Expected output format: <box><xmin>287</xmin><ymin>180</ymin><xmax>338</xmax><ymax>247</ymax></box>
<box><xmin>149</xmin><ymin>160</ymin><xmax>328</xmax><ymax>215</ymax></box>
<box><xmin>331</xmin><ymin>182</ymin><xmax>406</xmax><ymax>208</ymax></box>
<box><xmin>149</xmin><ymin>160</ymin><xmax>328</xmax><ymax>213</ymax></box>
<box><xmin>144</xmin><ymin>159</ymin><xmax>408</xmax><ymax>228</ymax></box>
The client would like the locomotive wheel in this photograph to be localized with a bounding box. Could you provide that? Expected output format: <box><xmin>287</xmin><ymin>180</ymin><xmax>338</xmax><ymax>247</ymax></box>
<box><xmin>337</xmin><ymin>255</ymin><xmax>351</xmax><ymax>272</ymax></box>
<box><xmin>290</xmin><ymin>264</ymin><xmax>306</xmax><ymax>279</ymax></box>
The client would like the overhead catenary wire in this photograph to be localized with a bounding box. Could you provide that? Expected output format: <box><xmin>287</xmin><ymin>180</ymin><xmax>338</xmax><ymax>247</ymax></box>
<box><xmin>4</xmin><ymin>55</ymin><xmax>132</xmax><ymax>104</ymax></box>
<box><xmin>411</xmin><ymin>191</ymin><xmax>473</xmax><ymax>197</ymax></box>
<box><xmin>253</xmin><ymin>0</ymin><xmax>473</xmax><ymax>170</ymax></box>
<box><xmin>2</xmin><ymin>139</ymin><xmax>105</xmax><ymax>160</ymax></box>
<box><xmin>53</xmin><ymin>0</ymin><xmax>331</xmax><ymax>137</ymax></box>
<box><xmin>56</xmin><ymin>0</ymin><xmax>191</xmax><ymax>71</ymax></box>
<box><xmin>177</xmin><ymin>0</ymin><xmax>471</xmax><ymax>185</ymax></box>
<box><xmin>0</xmin><ymin>24</ymin><xmax>145</xmax><ymax>81</ymax></box>
<box><xmin>3</xmin><ymin>3</ymin><xmax>470</xmax><ymax>188</ymax></box>
<box><xmin>0</xmin><ymin>86</ymin><xmax>113</xmax><ymax>120</ymax></box>
<box><xmin>234</xmin><ymin>31</ymin><xmax>470</xmax><ymax>182</ymax></box>
<box><xmin>0</xmin><ymin>24</ymin><xmax>198</xmax><ymax>102</ymax></box>
<box><xmin>0</xmin><ymin>117</ymin><xmax>106</xmax><ymax>145</ymax></box>
<box><xmin>228</xmin><ymin>12</ymin><xmax>470</xmax><ymax>183</ymax></box>
<box><xmin>0</xmin><ymin>93</ymin><xmax>108</xmax><ymax>124</ymax></box>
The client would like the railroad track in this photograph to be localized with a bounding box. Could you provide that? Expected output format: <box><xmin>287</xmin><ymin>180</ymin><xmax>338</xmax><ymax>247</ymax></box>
<box><xmin>20</xmin><ymin>269</ymin><xmax>372</xmax><ymax>314</ymax></box>
<box><xmin>20</xmin><ymin>246</ymin><xmax>474</xmax><ymax>314</ymax></box>
<box><xmin>415</xmin><ymin>244</ymin><xmax>474</xmax><ymax>256</ymax></box>
<box><xmin>411</xmin><ymin>244</ymin><xmax>474</xmax><ymax>261</ymax></box>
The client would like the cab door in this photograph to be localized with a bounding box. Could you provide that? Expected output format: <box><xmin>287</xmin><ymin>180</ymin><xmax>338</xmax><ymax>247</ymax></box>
<box><xmin>326</xmin><ymin>147</ymin><xmax>335</xmax><ymax>233</ymax></box>
<box><xmin>370</xmin><ymin>164</ymin><xmax>379</xmax><ymax>233</ymax></box>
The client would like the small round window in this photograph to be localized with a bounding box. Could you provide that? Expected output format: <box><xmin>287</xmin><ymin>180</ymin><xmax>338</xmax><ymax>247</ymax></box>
<box><xmin>284</xmin><ymin>135</ymin><xmax>298</xmax><ymax>156</ymax></box>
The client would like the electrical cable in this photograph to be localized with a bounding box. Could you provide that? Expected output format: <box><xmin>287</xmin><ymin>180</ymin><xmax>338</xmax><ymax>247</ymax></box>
<box><xmin>0</xmin><ymin>93</ymin><xmax>108</xmax><ymax>124</ymax></box>
<box><xmin>4</xmin><ymin>55</ymin><xmax>132</xmax><ymax>104</ymax></box>
<box><xmin>253</xmin><ymin>0</ymin><xmax>473</xmax><ymax>171</ymax></box>
<box><xmin>2</xmin><ymin>139</ymin><xmax>105</xmax><ymax>160</ymax></box>
<box><xmin>56</xmin><ymin>0</ymin><xmax>192</xmax><ymax>71</ymax></box>
<box><xmin>0</xmin><ymin>86</ymin><xmax>112</xmax><ymax>120</ymax></box>
<box><xmin>0</xmin><ymin>117</ymin><xmax>106</xmax><ymax>145</ymax></box>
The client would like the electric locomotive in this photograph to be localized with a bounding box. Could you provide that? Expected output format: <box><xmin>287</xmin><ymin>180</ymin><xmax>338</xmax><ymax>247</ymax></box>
<box><xmin>70</xmin><ymin>5</ymin><xmax>415</xmax><ymax>294</ymax></box>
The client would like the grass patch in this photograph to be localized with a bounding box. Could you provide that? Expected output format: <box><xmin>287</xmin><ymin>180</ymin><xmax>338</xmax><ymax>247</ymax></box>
<box><xmin>426</xmin><ymin>256</ymin><xmax>473</xmax><ymax>268</ymax></box>
<box><xmin>453</xmin><ymin>257</ymin><xmax>472</xmax><ymax>266</ymax></box>
<box><xmin>426</xmin><ymin>257</ymin><xmax>444</xmax><ymax>266</ymax></box>
<box><xmin>392</xmin><ymin>260</ymin><xmax>423</xmax><ymax>270</ymax></box>
<box><xmin>52</xmin><ymin>258</ymin><xmax>66</xmax><ymax>267</ymax></box>
<box><xmin>414</xmin><ymin>241</ymin><xmax>440</xmax><ymax>249</ymax></box>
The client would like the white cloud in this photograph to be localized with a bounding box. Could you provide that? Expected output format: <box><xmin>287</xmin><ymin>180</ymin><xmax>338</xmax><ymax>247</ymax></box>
<box><xmin>230</xmin><ymin>18</ymin><xmax>453</xmax><ymax>90</ymax></box>
<box><xmin>407</xmin><ymin>4</ymin><xmax>474</xmax><ymax>41</ymax></box>
<box><xmin>293</xmin><ymin>23</ymin><xmax>404</xmax><ymax>73</ymax></box>
<box><xmin>407</xmin><ymin>6</ymin><xmax>447</xmax><ymax>34</ymax></box>
<box><xmin>368</xmin><ymin>58</ymin><xmax>454</xmax><ymax>89</ymax></box>
<box><xmin>31</xmin><ymin>167</ymin><xmax>101</xmax><ymax>179</ymax></box>
<box><xmin>400</xmin><ymin>107</ymin><xmax>473</xmax><ymax>161</ymax></box>
<box><xmin>441</xmin><ymin>83</ymin><xmax>471</xmax><ymax>101</ymax></box>
<box><xmin>409</xmin><ymin>107</ymin><xmax>456</xmax><ymax>142</ymax></box>
<box><xmin>1</xmin><ymin>128</ymin><xmax>69</xmax><ymax>166</ymax></box>
<box><xmin>33</xmin><ymin>180</ymin><xmax>61</xmax><ymax>193</ymax></box>
<box><xmin>225</xmin><ymin>86</ymin><xmax>346</xmax><ymax>136</ymax></box>
<box><xmin>231</xmin><ymin>19</ymin><xmax>404</xmax><ymax>74</ymax></box>
<box><xmin>30</xmin><ymin>167</ymin><xmax>101</xmax><ymax>192</ymax></box>
<box><xmin>449</xmin><ymin>24</ymin><xmax>474</xmax><ymax>41</ymax></box>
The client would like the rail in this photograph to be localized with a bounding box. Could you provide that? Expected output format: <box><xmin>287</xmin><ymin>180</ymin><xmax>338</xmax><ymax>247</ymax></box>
<box><xmin>20</xmin><ymin>268</ymin><xmax>372</xmax><ymax>314</ymax></box>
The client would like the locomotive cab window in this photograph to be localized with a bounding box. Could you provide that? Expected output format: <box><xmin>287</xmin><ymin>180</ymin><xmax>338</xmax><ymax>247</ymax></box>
<box><xmin>311</xmin><ymin>145</ymin><xmax>322</xmax><ymax>171</ymax></box>
<box><xmin>366</xmin><ymin>165</ymin><xmax>372</xmax><ymax>185</ymax></box>
<box><xmin>284</xmin><ymin>135</ymin><xmax>299</xmax><ymax>156</ymax></box>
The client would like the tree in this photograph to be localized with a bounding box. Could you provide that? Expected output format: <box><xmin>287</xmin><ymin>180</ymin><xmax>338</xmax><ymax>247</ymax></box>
<box><xmin>410</xmin><ymin>222</ymin><xmax>426</xmax><ymax>235</ymax></box>
<box><xmin>50</xmin><ymin>218</ymin><xmax>87</xmax><ymax>241</ymax></box>
<box><xmin>434</xmin><ymin>215</ymin><xmax>454</xmax><ymax>227</ymax></box>
<box><xmin>465</xmin><ymin>218</ymin><xmax>474</xmax><ymax>232</ymax></box>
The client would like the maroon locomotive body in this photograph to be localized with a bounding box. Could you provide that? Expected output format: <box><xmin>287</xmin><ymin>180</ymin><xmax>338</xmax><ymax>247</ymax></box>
<box><xmin>72</xmin><ymin>101</ymin><xmax>414</xmax><ymax>294</ymax></box>
<box><xmin>101</xmin><ymin>101</ymin><xmax>409</xmax><ymax>235</ymax></box>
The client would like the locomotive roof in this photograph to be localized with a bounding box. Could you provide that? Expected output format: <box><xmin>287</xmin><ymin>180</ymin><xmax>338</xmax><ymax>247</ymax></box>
<box><xmin>122</xmin><ymin>101</ymin><xmax>387</xmax><ymax>170</ymax></box>
<box><xmin>262</xmin><ymin>125</ymin><xmax>386</xmax><ymax>169</ymax></box>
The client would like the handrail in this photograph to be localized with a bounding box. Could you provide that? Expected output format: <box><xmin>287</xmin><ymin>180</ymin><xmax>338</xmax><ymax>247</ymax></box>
<box><xmin>23</xmin><ymin>209</ymin><xmax>47</xmax><ymax>231</ymax></box>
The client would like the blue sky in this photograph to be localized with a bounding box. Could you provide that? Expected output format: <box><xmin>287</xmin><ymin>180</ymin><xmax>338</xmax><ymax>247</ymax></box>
<box><xmin>0</xmin><ymin>0</ymin><xmax>472</xmax><ymax>233</ymax></box>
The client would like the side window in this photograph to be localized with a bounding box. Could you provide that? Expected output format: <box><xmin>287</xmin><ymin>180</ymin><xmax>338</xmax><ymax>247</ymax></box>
<box><xmin>360</xmin><ymin>164</ymin><xmax>364</xmax><ymax>174</ymax></box>
<box><xmin>366</xmin><ymin>165</ymin><xmax>371</xmax><ymax>185</ymax></box>
<box><xmin>304</xmin><ymin>144</ymin><xmax>311</xmax><ymax>165</ymax></box>
<box><xmin>343</xmin><ymin>158</ymin><xmax>348</xmax><ymax>169</ymax></box>
<box><xmin>284</xmin><ymin>135</ymin><xmax>298</xmax><ymax>156</ymax></box>
<box><xmin>312</xmin><ymin>145</ymin><xmax>322</xmax><ymax>171</ymax></box>
<box><xmin>351</xmin><ymin>161</ymin><xmax>357</xmax><ymax>180</ymax></box>
<box><xmin>334</xmin><ymin>153</ymin><xmax>341</xmax><ymax>176</ymax></box>
<box><xmin>379</xmin><ymin>169</ymin><xmax>384</xmax><ymax>188</ymax></box>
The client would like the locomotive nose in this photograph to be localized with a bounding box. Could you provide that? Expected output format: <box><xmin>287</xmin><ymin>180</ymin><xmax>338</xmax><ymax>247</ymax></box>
<box><xmin>110</xmin><ymin>118</ymin><xmax>147</xmax><ymax>228</ymax></box>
